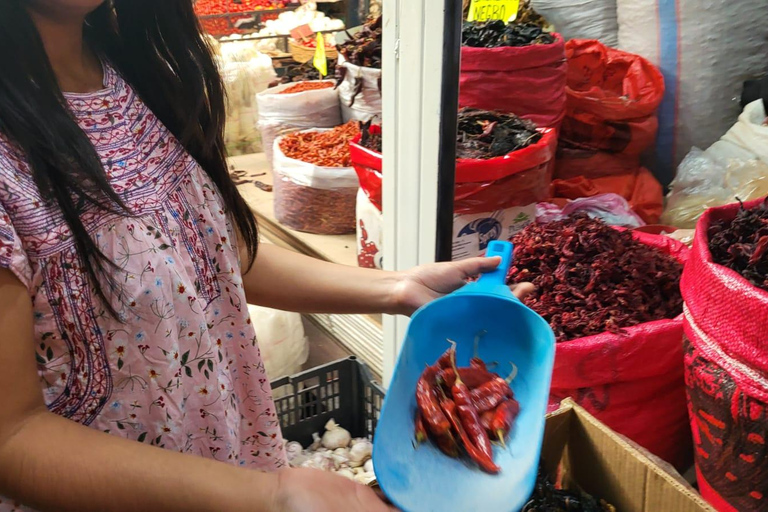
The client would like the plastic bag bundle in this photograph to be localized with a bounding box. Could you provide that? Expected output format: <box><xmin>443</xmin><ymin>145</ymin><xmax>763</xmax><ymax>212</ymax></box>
<box><xmin>256</xmin><ymin>81</ymin><xmax>342</xmax><ymax>165</ymax></box>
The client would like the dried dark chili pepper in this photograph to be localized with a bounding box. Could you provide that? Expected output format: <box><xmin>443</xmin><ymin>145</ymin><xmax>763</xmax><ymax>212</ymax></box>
<box><xmin>708</xmin><ymin>198</ymin><xmax>768</xmax><ymax>291</ymax></box>
<box><xmin>508</xmin><ymin>214</ymin><xmax>684</xmax><ymax>342</ymax></box>
<box><xmin>456</xmin><ymin>107</ymin><xmax>542</xmax><ymax>159</ymax></box>
<box><xmin>270</xmin><ymin>59</ymin><xmax>338</xmax><ymax>88</ymax></box>
<box><xmin>523</xmin><ymin>466</ymin><xmax>616</xmax><ymax>512</ymax></box>
<box><xmin>462</xmin><ymin>20</ymin><xmax>555</xmax><ymax>48</ymax></box>
<box><xmin>358</xmin><ymin>119</ymin><xmax>382</xmax><ymax>153</ymax></box>
<box><xmin>450</xmin><ymin>352</ymin><xmax>499</xmax><ymax>473</ymax></box>
<box><xmin>415</xmin><ymin>366</ymin><xmax>451</xmax><ymax>436</ymax></box>
<box><xmin>348</xmin><ymin>75</ymin><xmax>364</xmax><ymax>107</ymax></box>
<box><xmin>337</xmin><ymin>16</ymin><xmax>382</xmax><ymax>68</ymax></box>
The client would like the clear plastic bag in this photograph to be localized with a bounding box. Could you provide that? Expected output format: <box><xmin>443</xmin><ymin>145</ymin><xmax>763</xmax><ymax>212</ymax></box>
<box><xmin>256</xmin><ymin>81</ymin><xmax>341</xmax><ymax>165</ymax></box>
<box><xmin>661</xmin><ymin>146</ymin><xmax>768</xmax><ymax>229</ymax></box>
<box><xmin>536</xmin><ymin>193</ymin><xmax>646</xmax><ymax>228</ymax></box>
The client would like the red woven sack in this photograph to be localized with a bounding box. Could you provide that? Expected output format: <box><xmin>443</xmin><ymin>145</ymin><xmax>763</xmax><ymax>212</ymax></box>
<box><xmin>557</xmin><ymin>39</ymin><xmax>664</xmax><ymax>177</ymax></box>
<box><xmin>349</xmin><ymin>125</ymin><xmax>556</xmax><ymax>213</ymax></box>
<box><xmin>458</xmin><ymin>34</ymin><xmax>567</xmax><ymax>129</ymax></box>
<box><xmin>548</xmin><ymin>231</ymin><xmax>691</xmax><ymax>468</ymax></box>
<box><xmin>682</xmin><ymin>198</ymin><xmax>768</xmax><ymax>512</ymax></box>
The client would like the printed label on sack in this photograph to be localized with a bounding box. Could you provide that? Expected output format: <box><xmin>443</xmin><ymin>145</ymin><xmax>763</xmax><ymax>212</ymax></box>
<box><xmin>452</xmin><ymin>205</ymin><xmax>535</xmax><ymax>260</ymax></box>
<box><xmin>467</xmin><ymin>0</ymin><xmax>519</xmax><ymax>22</ymax></box>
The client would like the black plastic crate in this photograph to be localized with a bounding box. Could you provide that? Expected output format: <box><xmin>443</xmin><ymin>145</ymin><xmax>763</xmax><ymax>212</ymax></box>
<box><xmin>270</xmin><ymin>356</ymin><xmax>385</xmax><ymax>447</ymax></box>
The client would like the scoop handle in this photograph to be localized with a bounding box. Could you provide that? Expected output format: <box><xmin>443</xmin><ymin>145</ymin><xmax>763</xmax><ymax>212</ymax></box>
<box><xmin>454</xmin><ymin>240</ymin><xmax>516</xmax><ymax>299</ymax></box>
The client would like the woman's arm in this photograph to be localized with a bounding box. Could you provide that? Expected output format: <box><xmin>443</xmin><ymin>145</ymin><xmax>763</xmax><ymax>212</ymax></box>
<box><xmin>241</xmin><ymin>244</ymin><xmax>513</xmax><ymax>316</ymax></box>
<box><xmin>0</xmin><ymin>269</ymin><xmax>394</xmax><ymax>512</ymax></box>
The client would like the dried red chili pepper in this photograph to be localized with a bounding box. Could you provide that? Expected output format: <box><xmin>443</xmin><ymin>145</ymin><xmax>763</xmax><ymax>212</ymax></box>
<box><xmin>709</xmin><ymin>198</ymin><xmax>768</xmax><ymax>291</ymax></box>
<box><xmin>508</xmin><ymin>214</ymin><xmax>684</xmax><ymax>342</ymax></box>
<box><xmin>437</xmin><ymin>367</ymin><xmax>495</xmax><ymax>389</ymax></box>
<box><xmin>439</xmin><ymin>395</ymin><xmax>500</xmax><ymax>474</ymax></box>
<box><xmin>435</xmin><ymin>345</ymin><xmax>456</xmax><ymax>370</ymax></box>
<box><xmin>450</xmin><ymin>356</ymin><xmax>499</xmax><ymax>473</ymax></box>
<box><xmin>415</xmin><ymin>366</ymin><xmax>450</xmax><ymax>437</ymax></box>
<box><xmin>491</xmin><ymin>398</ymin><xmax>520</xmax><ymax>445</ymax></box>
<box><xmin>470</xmin><ymin>377</ymin><xmax>514</xmax><ymax>413</ymax></box>
<box><xmin>433</xmin><ymin>431</ymin><xmax>459</xmax><ymax>458</ymax></box>
<box><xmin>480</xmin><ymin>408</ymin><xmax>495</xmax><ymax>436</ymax></box>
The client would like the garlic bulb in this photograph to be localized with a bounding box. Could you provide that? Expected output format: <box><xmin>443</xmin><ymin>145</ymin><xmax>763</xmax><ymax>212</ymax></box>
<box><xmin>321</xmin><ymin>419</ymin><xmax>352</xmax><ymax>449</ymax></box>
<box><xmin>349</xmin><ymin>440</ymin><xmax>373</xmax><ymax>465</ymax></box>
<box><xmin>363</xmin><ymin>459</ymin><xmax>374</xmax><ymax>474</ymax></box>
<box><xmin>285</xmin><ymin>441</ymin><xmax>303</xmax><ymax>461</ymax></box>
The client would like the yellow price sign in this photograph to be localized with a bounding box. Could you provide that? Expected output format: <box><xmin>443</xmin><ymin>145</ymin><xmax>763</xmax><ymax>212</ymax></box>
<box><xmin>467</xmin><ymin>0</ymin><xmax>519</xmax><ymax>22</ymax></box>
<box><xmin>313</xmin><ymin>32</ymin><xmax>328</xmax><ymax>77</ymax></box>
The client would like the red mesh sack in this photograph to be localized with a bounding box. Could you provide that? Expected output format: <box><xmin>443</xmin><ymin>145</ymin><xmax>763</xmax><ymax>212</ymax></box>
<box><xmin>548</xmin><ymin>231</ymin><xmax>692</xmax><ymax>468</ymax></box>
<box><xmin>557</xmin><ymin>39</ymin><xmax>664</xmax><ymax>177</ymax></box>
<box><xmin>682</xmin><ymin>198</ymin><xmax>768</xmax><ymax>512</ymax></box>
<box><xmin>458</xmin><ymin>34</ymin><xmax>567</xmax><ymax>129</ymax></box>
<box><xmin>350</xmin><ymin>125</ymin><xmax>556</xmax><ymax>213</ymax></box>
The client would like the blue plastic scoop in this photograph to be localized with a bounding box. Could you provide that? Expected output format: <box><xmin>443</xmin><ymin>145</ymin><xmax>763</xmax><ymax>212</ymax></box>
<box><xmin>373</xmin><ymin>240</ymin><xmax>556</xmax><ymax>512</ymax></box>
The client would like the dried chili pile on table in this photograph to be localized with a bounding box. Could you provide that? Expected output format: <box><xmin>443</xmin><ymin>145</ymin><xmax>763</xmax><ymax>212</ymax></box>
<box><xmin>337</xmin><ymin>16</ymin><xmax>382</xmax><ymax>68</ymax></box>
<box><xmin>278</xmin><ymin>81</ymin><xmax>335</xmax><ymax>94</ymax></box>
<box><xmin>278</xmin><ymin>121</ymin><xmax>360</xmax><ymax>167</ymax></box>
<box><xmin>462</xmin><ymin>20</ymin><xmax>555</xmax><ymax>48</ymax></box>
<box><xmin>414</xmin><ymin>340</ymin><xmax>519</xmax><ymax>474</ymax></box>
<box><xmin>523</xmin><ymin>466</ymin><xmax>616</xmax><ymax>512</ymax></box>
<box><xmin>457</xmin><ymin>108</ymin><xmax>542</xmax><ymax>159</ymax></box>
<box><xmin>507</xmin><ymin>214</ymin><xmax>684</xmax><ymax>342</ymax></box>
<box><xmin>269</xmin><ymin>60</ymin><xmax>338</xmax><ymax>87</ymax></box>
<box><xmin>708</xmin><ymin>197</ymin><xmax>768</xmax><ymax>291</ymax></box>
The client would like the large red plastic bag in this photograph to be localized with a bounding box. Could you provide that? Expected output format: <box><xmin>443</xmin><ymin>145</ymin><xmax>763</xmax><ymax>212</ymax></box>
<box><xmin>458</xmin><ymin>34</ymin><xmax>567</xmax><ymax>128</ymax></box>
<box><xmin>557</xmin><ymin>39</ymin><xmax>664</xmax><ymax>177</ymax></box>
<box><xmin>681</xmin><ymin>198</ymin><xmax>768</xmax><ymax>512</ymax></box>
<box><xmin>349</xmin><ymin>125</ymin><xmax>556</xmax><ymax>262</ymax></box>
<box><xmin>547</xmin><ymin>231</ymin><xmax>691</xmax><ymax>468</ymax></box>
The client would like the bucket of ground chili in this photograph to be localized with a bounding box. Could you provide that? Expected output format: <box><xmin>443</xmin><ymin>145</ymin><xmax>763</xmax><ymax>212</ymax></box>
<box><xmin>681</xmin><ymin>197</ymin><xmax>768</xmax><ymax>512</ymax></box>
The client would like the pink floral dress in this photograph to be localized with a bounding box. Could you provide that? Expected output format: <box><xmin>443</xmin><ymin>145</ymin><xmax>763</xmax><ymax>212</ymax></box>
<box><xmin>0</xmin><ymin>66</ymin><xmax>286</xmax><ymax>511</ymax></box>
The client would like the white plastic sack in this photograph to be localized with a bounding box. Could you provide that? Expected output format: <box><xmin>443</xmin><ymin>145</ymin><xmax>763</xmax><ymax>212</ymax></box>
<box><xmin>721</xmin><ymin>100</ymin><xmax>768</xmax><ymax>164</ymax></box>
<box><xmin>272</xmin><ymin>131</ymin><xmax>358</xmax><ymax>235</ymax></box>
<box><xmin>220</xmin><ymin>53</ymin><xmax>276</xmax><ymax>156</ymax></box>
<box><xmin>272</xmin><ymin>132</ymin><xmax>359</xmax><ymax>189</ymax></box>
<box><xmin>356</xmin><ymin>189</ymin><xmax>384</xmax><ymax>269</ymax></box>
<box><xmin>337</xmin><ymin>56</ymin><xmax>382</xmax><ymax>123</ymax></box>
<box><xmin>248</xmin><ymin>304</ymin><xmax>308</xmax><ymax>382</ymax></box>
<box><xmin>256</xmin><ymin>81</ymin><xmax>341</xmax><ymax>165</ymax></box>
<box><xmin>534</xmin><ymin>0</ymin><xmax>618</xmax><ymax>47</ymax></box>
<box><xmin>617</xmin><ymin>0</ymin><xmax>768</xmax><ymax>184</ymax></box>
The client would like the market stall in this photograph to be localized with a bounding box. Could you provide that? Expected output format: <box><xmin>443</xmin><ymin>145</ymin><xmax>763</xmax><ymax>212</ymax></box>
<box><xmin>191</xmin><ymin>0</ymin><xmax>768</xmax><ymax>509</ymax></box>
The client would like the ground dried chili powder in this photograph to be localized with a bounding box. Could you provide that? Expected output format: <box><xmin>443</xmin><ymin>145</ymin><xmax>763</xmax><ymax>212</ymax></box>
<box><xmin>278</xmin><ymin>121</ymin><xmax>360</xmax><ymax>167</ymax></box>
<box><xmin>708</xmin><ymin>197</ymin><xmax>768</xmax><ymax>291</ymax></box>
<box><xmin>507</xmin><ymin>214</ymin><xmax>684</xmax><ymax>342</ymax></box>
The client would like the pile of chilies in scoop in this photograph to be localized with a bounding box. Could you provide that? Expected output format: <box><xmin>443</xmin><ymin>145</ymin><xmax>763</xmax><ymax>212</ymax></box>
<box><xmin>414</xmin><ymin>340</ymin><xmax>519</xmax><ymax>474</ymax></box>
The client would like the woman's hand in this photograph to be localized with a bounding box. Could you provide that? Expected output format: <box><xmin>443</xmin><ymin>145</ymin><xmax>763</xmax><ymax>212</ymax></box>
<box><xmin>392</xmin><ymin>257</ymin><xmax>535</xmax><ymax>316</ymax></box>
<box><xmin>273</xmin><ymin>468</ymin><xmax>396</xmax><ymax>512</ymax></box>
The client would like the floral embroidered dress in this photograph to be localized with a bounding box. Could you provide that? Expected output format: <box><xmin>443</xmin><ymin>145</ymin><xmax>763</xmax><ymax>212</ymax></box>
<box><xmin>0</xmin><ymin>65</ymin><xmax>285</xmax><ymax>511</ymax></box>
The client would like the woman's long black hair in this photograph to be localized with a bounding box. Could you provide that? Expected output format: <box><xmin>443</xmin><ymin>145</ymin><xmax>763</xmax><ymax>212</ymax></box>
<box><xmin>0</xmin><ymin>1</ymin><xmax>259</xmax><ymax>316</ymax></box>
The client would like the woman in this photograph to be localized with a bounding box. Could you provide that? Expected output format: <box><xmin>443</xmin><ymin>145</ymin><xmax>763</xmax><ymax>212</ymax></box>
<box><xmin>0</xmin><ymin>1</ymin><xmax>531</xmax><ymax>511</ymax></box>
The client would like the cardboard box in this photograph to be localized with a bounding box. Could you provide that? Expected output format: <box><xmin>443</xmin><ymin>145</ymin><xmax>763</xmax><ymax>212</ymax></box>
<box><xmin>543</xmin><ymin>399</ymin><xmax>713</xmax><ymax>512</ymax></box>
